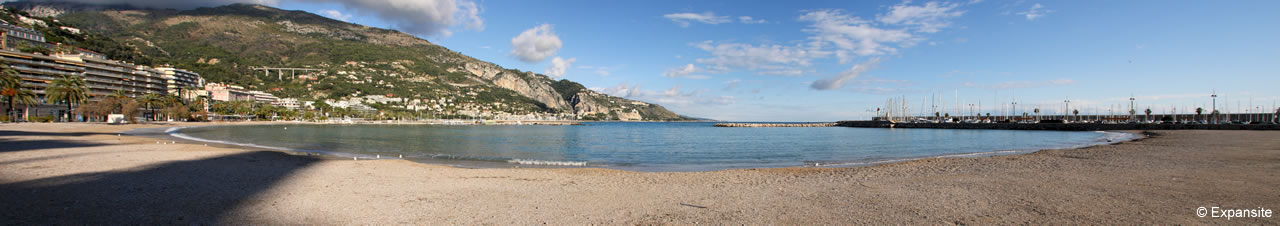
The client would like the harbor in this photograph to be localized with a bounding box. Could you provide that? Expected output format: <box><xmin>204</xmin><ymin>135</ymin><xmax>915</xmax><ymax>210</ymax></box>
<box><xmin>713</xmin><ymin>123</ymin><xmax>836</xmax><ymax>127</ymax></box>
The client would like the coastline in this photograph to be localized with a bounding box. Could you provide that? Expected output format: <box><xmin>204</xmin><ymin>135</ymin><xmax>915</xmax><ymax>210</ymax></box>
<box><xmin>1</xmin><ymin>122</ymin><xmax>1276</xmax><ymax>224</ymax></box>
<box><xmin>155</xmin><ymin>122</ymin><xmax>1138</xmax><ymax>171</ymax></box>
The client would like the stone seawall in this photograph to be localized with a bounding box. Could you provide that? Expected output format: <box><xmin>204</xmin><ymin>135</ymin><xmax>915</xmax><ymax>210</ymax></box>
<box><xmin>714</xmin><ymin>123</ymin><xmax>837</xmax><ymax>127</ymax></box>
<box><xmin>836</xmin><ymin>121</ymin><xmax>1280</xmax><ymax>131</ymax></box>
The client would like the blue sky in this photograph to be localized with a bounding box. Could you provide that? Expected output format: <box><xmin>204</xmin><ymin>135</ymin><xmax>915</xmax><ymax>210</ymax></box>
<box><xmin>275</xmin><ymin>0</ymin><xmax>1280</xmax><ymax>121</ymax></box>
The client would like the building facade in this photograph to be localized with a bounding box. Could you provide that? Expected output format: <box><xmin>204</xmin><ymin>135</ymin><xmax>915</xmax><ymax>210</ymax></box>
<box><xmin>205</xmin><ymin>83</ymin><xmax>253</xmax><ymax>102</ymax></box>
<box><xmin>0</xmin><ymin>21</ymin><xmax>50</xmax><ymax>51</ymax></box>
<box><xmin>157</xmin><ymin>67</ymin><xmax>203</xmax><ymax>97</ymax></box>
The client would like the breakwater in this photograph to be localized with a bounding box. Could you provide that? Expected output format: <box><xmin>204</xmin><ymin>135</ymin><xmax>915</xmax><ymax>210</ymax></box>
<box><xmin>836</xmin><ymin>121</ymin><xmax>1280</xmax><ymax>131</ymax></box>
<box><xmin>715</xmin><ymin>123</ymin><xmax>837</xmax><ymax>127</ymax></box>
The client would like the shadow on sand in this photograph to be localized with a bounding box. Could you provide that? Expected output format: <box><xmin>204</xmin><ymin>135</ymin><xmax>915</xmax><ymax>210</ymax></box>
<box><xmin>0</xmin><ymin>151</ymin><xmax>322</xmax><ymax>224</ymax></box>
<box><xmin>0</xmin><ymin>139</ymin><xmax>111</xmax><ymax>153</ymax></box>
<box><xmin>0</xmin><ymin>130</ymin><xmax>116</xmax><ymax>137</ymax></box>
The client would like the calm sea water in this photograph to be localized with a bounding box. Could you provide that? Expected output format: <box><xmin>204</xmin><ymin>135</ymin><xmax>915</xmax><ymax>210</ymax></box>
<box><xmin>174</xmin><ymin>122</ymin><xmax>1130</xmax><ymax>171</ymax></box>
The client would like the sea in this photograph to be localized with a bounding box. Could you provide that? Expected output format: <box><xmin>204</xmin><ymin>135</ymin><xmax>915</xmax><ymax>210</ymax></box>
<box><xmin>170</xmin><ymin>122</ymin><xmax>1135</xmax><ymax>171</ymax></box>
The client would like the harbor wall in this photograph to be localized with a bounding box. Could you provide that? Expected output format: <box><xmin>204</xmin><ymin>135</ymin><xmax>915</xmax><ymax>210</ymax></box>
<box><xmin>714</xmin><ymin>123</ymin><xmax>837</xmax><ymax>127</ymax></box>
<box><xmin>836</xmin><ymin>121</ymin><xmax>1280</xmax><ymax>131</ymax></box>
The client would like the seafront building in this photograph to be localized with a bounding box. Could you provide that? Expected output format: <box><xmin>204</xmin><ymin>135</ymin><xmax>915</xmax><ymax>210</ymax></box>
<box><xmin>157</xmin><ymin>67</ymin><xmax>203</xmax><ymax>97</ymax></box>
<box><xmin>247</xmin><ymin>90</ymin><xmax>279</xmax><ymax>103</ymax></box>
<box><xmin>55</xmin><ymin>54</ymin><xmax>169</xmax><ymax>97</ymax></box>
<box><xmin>0</xmin><ymin>21</ymin><xmax>50</xmax><ymax>50</ymax></box>
<box><xmin>205</xmin><ymin>83</ymin><xmax>252</xmax><ymax>102</ymax></box>
<box><xmin>0</xmin><ymin>47</ymin><xmax>210</xmax><ymax>120</ymax></box>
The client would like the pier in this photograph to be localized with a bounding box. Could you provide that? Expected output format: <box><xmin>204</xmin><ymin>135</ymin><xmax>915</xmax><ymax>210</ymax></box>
<box><xmin>835</xmin><ymin>120</ymin><xmax>1280</xmax><ymax>131</ymax></box>
<box><xmin>714</xmin><ymin>123</ymin><xmax>836</xmax><ymax>127</ymax></box>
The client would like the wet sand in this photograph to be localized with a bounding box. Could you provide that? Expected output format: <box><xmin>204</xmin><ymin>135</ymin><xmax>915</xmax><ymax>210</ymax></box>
<box><xmin>1</xmin><ymin>122</ymin><xmax>1276</xmax><ymax>224</ymax></box>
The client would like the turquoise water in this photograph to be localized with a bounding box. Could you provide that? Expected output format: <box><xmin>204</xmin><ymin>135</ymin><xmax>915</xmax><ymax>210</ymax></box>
<box><xmin>174</xmin><ymin>122</ymin><xmax>1129</xmax><ymax>171</ymax></box>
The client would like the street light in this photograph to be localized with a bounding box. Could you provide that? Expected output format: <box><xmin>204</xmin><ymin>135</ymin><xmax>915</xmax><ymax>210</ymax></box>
<box><xmin>1130</xmin><ymin>96</ymin><xmax>1136</xmax><ymax>121</ymax></box>
<box><xmin>1211</xmin><ymin>91</ymin><xmax>1218</xmax><ymax>123</ymax></box>
<box><xmin>1064</xmin><ymin>99</ymin><xmax>1070</xmax><ymax>121</ymax></box>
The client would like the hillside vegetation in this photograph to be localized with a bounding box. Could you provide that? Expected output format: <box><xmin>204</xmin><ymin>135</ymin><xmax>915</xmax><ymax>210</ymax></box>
<box><xmin>5</xmin><ymin>2</ymin><xmax>692</xmax><ymax>121</ymax></box>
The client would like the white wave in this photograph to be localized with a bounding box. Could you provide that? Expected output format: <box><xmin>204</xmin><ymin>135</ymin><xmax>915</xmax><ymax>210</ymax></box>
<box><xmin>507</xmin><ymin>159</ymin><xmax>589</xmax><ymax>166</ymax></box>
<box><xmin>165</xmin><ymin>126</ymin><xmax>368</xmax><ymax>159</ymax></box>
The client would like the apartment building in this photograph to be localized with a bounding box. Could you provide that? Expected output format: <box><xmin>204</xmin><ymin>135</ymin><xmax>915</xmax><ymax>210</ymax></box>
<box><xmin>157</xmin><ymin>67</ymin><xmax>203</xmax><ymax>97</ymax></box>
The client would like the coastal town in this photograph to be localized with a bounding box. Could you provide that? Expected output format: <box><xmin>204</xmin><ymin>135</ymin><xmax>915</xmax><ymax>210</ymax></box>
<box><xmin>0</xmin><ymin>17</ymin><xmax>573</xmax><ymax>123</ymax></box>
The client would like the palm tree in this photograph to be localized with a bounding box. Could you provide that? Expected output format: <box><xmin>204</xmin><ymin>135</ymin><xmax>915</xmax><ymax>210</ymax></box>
<box><xmin>1144</xmin><ymin>108</ymin><xmax>1152</xmax><ymax>122</ymax></box>
<box><xmin>1195</xmin><ymin>107</ymin><xmax>1203</xmax><ymax>121</ymax></box>
<box><xmin>14</xmin><ymin>89</ymin><xmax>37</xmax><ymax>121</ymax></box>
<box><xmin>1072</xmin><ymin>109</ymin><xmax>1080</xmax><ymax>121</ymax></box>
<box><xmin>1</xmin><ymin>64</ymin><xmax>23</xmax><ymax>121</ymax></box>
<box><xmin>176</xmin><ymin>85</ymin><xmax>202</xmax><ymax>104</ymax></box>
<box><xmin>139</xmin><ymin>93</ymin><xmax>163</xmax><ymax>121</ymax></box>
<box><xmin>46</xmin><ymin>75</ymin><xmax>89</xmax><ymax>122</ymax></box>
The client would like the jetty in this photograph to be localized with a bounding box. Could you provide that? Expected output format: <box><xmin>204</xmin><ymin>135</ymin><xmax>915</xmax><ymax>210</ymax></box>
<box><xmin>835</xmin><ymin>120</ymin><xmax>1280</xmax><ymax>131</ymax></box>
<box><xmin>714</xmin><ymin>123</ymin><xmax>836</xmax><ymax>127</ymax></box>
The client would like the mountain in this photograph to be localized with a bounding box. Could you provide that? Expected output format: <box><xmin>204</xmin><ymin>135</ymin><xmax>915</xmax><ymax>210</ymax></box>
<box><xmin>3</xmin><ymin>1</ymin><xmax>691</xmax><ymax>121</ymax></box>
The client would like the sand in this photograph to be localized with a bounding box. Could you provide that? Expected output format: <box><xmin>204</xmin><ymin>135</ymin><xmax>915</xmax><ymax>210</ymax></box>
<box><xmin>1</xmin><ymin>122</ymin><xmax>1277</xmax><ymax>224</ymax></box>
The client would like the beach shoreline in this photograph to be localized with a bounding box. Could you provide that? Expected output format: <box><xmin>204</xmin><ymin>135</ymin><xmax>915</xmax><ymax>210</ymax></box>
<box><xmin>1</xmin><ymin>122</ymin><xmax>1276</xmax><ymax>224</ymax></box>
<box><xmin>151</xmin><ymin>122</ymin><xmax>1141</xmax><ymax>171</ymax></box>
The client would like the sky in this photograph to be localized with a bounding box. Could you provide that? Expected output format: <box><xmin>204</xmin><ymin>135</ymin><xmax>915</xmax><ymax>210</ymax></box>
<box><xmin>78</xmin><ymin>0</ymin><xmax>1280</xmax><ymax>121</ymax></box>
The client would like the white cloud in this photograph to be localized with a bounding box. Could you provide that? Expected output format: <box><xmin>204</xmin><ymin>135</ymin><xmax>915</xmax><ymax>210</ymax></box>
<box><xmin>691</xmin><ymin>41</ymin><xmax>828</xmax><ymax>75</ymax></box>
<box><xmin>59</xmin><ymin>0</ymin><xmax>485</xmax><ymax>37</ymax></box>
<box><xmin>320</xmin><ymin>9</ymin><xmax>353</xmax><ymax>21</ymax></box>
<box><xmin>543</xmin><ymin>56</ymin><xmax>576</xmax><ymax>78</ymax></box>
<box><xmin>738</xmin><ymin>16</ymin><xmax>767</xmax><ymax>24</ymax></box>
<box><xmin>1018</xmin><ymin>3</ymin><xmax>1050</xmax><ymax>21</ymax></box>
<box><xmin>509</xmin><ymin>24</ymin><xmax>562</xmax><ymax>63</ymax></box>
<box><xmin>877</xmin><ymin>1</ymin><xmax>964</xmax><ymax>33</ymax></box>
<box><xmin>663</xmin><ymin>64</ymin><xmax>710</xmax><ymax>79</ymax></box>
<box><xmin>457</xmin><ymin>0</ymin><xmax>483</xmax><ymax>31</ymax></box>
<box><xmin>810</xmin><ymin>57</ymin><xmax>881</xmax><ymax>90</ymax></box>
<box><xmin>799</xmin><ymin>9</ymin><xmax>915</xmax><ymax>63</ymax></box>
<box><xmin>663</xmin><ymin>12</ymin><xmax>731</xmax><ymax>27</ymax></box>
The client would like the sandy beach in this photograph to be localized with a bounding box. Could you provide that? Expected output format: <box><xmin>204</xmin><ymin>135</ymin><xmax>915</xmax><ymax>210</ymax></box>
<box><xmin>1</xmin><ymin>122</ymin><xmax>1276</xmax><ymax>224</ymax></box>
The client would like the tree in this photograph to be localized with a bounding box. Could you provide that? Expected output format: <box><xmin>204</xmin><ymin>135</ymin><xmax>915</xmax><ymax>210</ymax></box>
<box><xmin>934</xmin><ymin>112</ymin><xmax>940</xmax><ymax>120</ymax></box>
<box><xmin>1</xmin><ymin>64</ymin><xmax>23</xmax><ymax>122</ymax></box>
<box><xmin>1072</xmin><ymin>109</ymin><xmax>1080</xmax><ymax>121</ymax></box>
<box><xmin>138</xmin><ymin>93</ymin><xmax>164</xmax><ymax>121</ymax></box>
<box><xmin>1195</xmin><ymin>107</ymin><xmax>1203</xmax><ymax>121</ymax></box>
<box><xmin>122</xmin><ymin>100</ymin><xmax>142</xmax><ymax>124</ymax></box>
<box><xmin>312</xmin><ymin>100</ymin><xmax>331</xmax><ymax>116</ymax></box>
<box><xmin>46</xmin><ymin>75</ymin><xmax>89</xmax><ymax>122</ymax></box>
<box><xmin>1144</xmin><ymin>108</ymin><xmax>1152</xmax><ymax>122</ymax></box>
<box><xmin>14</xmin><ymin>89</ymin><xmax>37</xmax><ymax>121</ymax></box>
<box><xmin>163</xmin><ymin>104</ymin><xmax>191</xmax><ymax>121</ymax></box>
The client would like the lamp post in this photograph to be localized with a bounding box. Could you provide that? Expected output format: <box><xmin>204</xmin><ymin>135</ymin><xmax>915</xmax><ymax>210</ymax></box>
<box><xmin>1011</xmin><ymin>101</ymin><xmax>1017</xmax><ymax>122</ymax></box>
<box><xmin>1064</xmin><ymin>99</ymin><xmax>1070</xmax><ymax>122</ymax></box>
<box><xmin>1211</xmin><ymin>91</ymin><xmax>1218</xmax><ymax>123</ymax></box>
<box><xmin>1129</xmin><ymin>96</ymin><xmax>1136</xmax><ymax>121</ymax></box>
